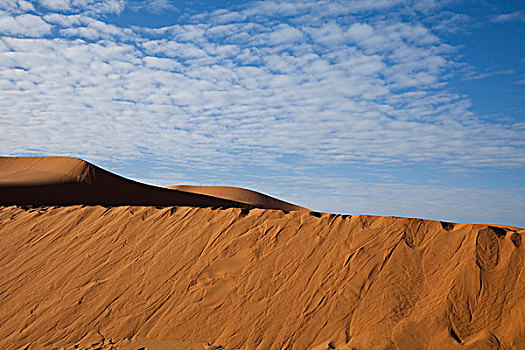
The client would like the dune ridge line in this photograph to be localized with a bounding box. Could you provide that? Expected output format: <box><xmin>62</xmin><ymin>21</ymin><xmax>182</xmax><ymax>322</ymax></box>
<box><xmin>0</xmin><ymin>156</ymin><xmax>306</xmax><ymax>211</ymax></box>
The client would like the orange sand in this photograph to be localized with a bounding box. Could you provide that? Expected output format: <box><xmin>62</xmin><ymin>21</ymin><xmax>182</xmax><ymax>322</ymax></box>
<box><xmin>0</xmin><ymin>157</ymin><xmax>523</xmax><ymax>349</ymax></box>
<box><xmin>0</xmin><ymin>157</ymin><xmax>304</xmax><ymax>211</ymax></box>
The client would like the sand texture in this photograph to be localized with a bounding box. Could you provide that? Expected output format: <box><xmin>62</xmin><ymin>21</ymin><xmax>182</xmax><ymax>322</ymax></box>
<box><xmin>0</xmin><ymin>157</ymin><xmax>524</xmax><ymax>349</ymax></box>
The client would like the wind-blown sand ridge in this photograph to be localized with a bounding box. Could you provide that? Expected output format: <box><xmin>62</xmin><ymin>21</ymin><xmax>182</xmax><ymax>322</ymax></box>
<box><xmin>168</xmin><ymin>185</ymin><xmax>306</xmax><ymax>212</ymax></box>
<box><xmin>0</xmin><ymin>157</ymin><xmax>305</xmax><ymax>211</ymax></box>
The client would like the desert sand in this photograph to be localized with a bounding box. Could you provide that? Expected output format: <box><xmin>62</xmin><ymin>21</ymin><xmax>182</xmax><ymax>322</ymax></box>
<box><xmin>0</xmin><ymin>157</ymin><xmax>303</xmax><ymax>211</ymax></box>
<box><xmin>0</xmin><ymin>157</ymin><xmax>523</xmax><ymax>349</ymax></box>
<box><xmin>168</xmin><ymin>185</ymin><xmax>305</xmax><ymax>212</ymax></box>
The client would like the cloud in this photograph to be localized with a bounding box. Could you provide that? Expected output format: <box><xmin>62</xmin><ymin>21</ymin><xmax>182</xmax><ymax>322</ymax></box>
<box><xmin>37</xmin><ymin>0</ymin><xmax>71</xmax><ymax>11</ymax></box>
<box><xmin>258</xmin><ymin>24</ymin><xmax>303</xmax><ymax>46</ymax></box>
<box><xmin>3</xmin><ymin>0</ymin><xmax>123</xmax><ymax>15</ymax></box>
<box><xmin>491</xmin><ymin>10</ymin><xmax>525</xmax><ymax>24</ymax></box>
<box><xmin>128</xmin><ymin>0</ymin><xmax>178</xmax><ymax>15</ymax></box>
<box><xmin>209</xmin><ymin>8</ymin><xmax>246</xmax><ymax>24</ymax></box>
<box><xmin>462</xmin><ymin>68</ymin><xmax>515</xmax><ymax>81</ymax></box>
<box><xmin>35</xmin><ymin>0</ymin><xmax>125</xmax><ymax>15</ymax></box>
<box><xmin>0</xmin><ymin>0</ymin><xmax>524</xmax><ymax>225</ymax></box>
<box><xmin>146</xmin><ymin>0</ymin><xmax>177</xmax><ymax>14</ymax></box>
<box><xmin>346</xmin><ymin>23</ymin><xmax>375</xmax><ymax>42</ymax></box>
<box><xmin>0</xmin><ymin>12</ymin><xmax>52</xmax><ymax>37</ymax></box>
<box><xmin>18</xmin><ymin>1</ymin><xmax>35</xmax><ymax>12</ymax></box>
<box><xmin>43</xmin><ymin>13</ymin><xmax>135</xmax><ymax>41</ymax></box>
<box><xmin>428</xmin><ymin>11</ymin><xmax>472</xmax><ymax>34</ymax></box>
<box><xmin>0</xmin><ymin>2</ymin><xmax>522</xmax><ymax>168</ymax></box>
<box><xmin>306</xmin><ymin>21</ymin><xmax>346</xmax><ymax>45</ymax></box>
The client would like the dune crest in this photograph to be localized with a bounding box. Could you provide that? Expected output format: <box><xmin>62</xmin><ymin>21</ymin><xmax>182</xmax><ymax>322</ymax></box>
<box><xmin>0</xmin><ymin>157</ymin><xmax>305</xmax><ymax>211</ymax></box>
<box><xmin>169</xmin><ymin>185</ymin><xmax>306</xmax><ymax>212</ymax></box>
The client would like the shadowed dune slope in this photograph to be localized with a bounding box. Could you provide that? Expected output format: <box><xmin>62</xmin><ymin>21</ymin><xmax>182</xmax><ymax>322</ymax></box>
<box><xmin>0</xmin><ymin>205</ymin><xmax>523</xmax><ymax>349</ymax></box>
<box><xmin>0</xmin><ymin>157</ymin><xmax>304</xmax><ymax>211</ymax></box>
<box><xmin>169</xmin><ymin>185</ymin><xmax>306</xmax><ymax>212</ymax></box>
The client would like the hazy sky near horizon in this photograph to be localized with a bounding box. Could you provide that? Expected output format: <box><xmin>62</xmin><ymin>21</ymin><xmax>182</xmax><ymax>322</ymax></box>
<box><xmin>1</xmin><ymin>0</ymin><xmax>524</xmax><ymax>227</ymax></box>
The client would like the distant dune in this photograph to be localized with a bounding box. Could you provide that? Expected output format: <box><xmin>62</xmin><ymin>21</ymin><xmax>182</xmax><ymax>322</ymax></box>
<box><xmin>0</xmin><ymin>157</ymin><xmax>523</xmax><ymax>349</ymax></box>
<box><xmin>169</xmin><ymin>185</ymin><xmax>306</xmax><ymax>212</ymax></box>
<box><xmin>0</xmin><ymin>157</ymin><xmax>305</xmax><ymax>211</ymax></box>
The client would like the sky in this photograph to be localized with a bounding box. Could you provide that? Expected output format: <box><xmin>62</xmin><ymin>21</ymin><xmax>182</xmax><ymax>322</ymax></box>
<box><xmin>1</xmin><ymin>0</ymin><xmax>524</xmax><ymax>227</ymax></box>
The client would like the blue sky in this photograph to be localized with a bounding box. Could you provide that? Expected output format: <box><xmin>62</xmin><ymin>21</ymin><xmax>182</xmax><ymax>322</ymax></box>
<box><xmin>1</xmin><ymin>0</ymin><xmax>524</xmax><ymax>227</ymax></box>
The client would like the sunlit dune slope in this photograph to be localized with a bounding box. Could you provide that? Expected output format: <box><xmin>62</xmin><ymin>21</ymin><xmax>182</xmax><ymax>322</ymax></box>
<box><xmin>0</xmin><ymin>205</ymin><xmax>523</xmax><ymax>349</ymax></box>
<box><xmin>169</xmin><ymin>185</ymin><xmax>306</xmax><ymax>211</ymax></box>
<box><xmin>0</xmin><ymin>157</ymin><xmax>303</xmax><ymax>211</ymax></box>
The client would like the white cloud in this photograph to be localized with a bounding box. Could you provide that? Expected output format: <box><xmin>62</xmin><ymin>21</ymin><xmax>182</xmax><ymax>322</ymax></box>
<box><xmin>52</xmin><ymin>14</ymin><xmax>134</xmax><ymax>41</ymax></box>
<box><xmin>253</xmin><ymin>24</ymin><xmax>303</xmax><ymax>46</ymax></box>
<box><xmin>37</xmin><ymin>0</ymin><xmax>72</xmax><ymax>11</ymax></box>
<box><xmin>142</xmin><ymin>56</ymin><xmax>182</xmax><ymax>71</ymax></box>
<box><xmin>0</xmin><ymin>12</ymin><xmax>52</xmax><ymax>37</ymax></box>
<box><xmin>36</xmin><ymin>0</ymin><xmax>125</xmax><ymax>15</ymax></box>
<box><xmin>463</xmin><ymin>68</ymin><xmax>515</xmax><ymax>81</ymax></box>
<box><xmin>346</xmin><ymin>23</ymin><xmax>375</xmax><ymax>42</ymax></box>
<box><xmin>306</xmin><ymin>21</ymin><xmax>345</xmax><ymax>45</ymax></box>
<box><xmin>140</xmin><ymin>40</ymin><xmax>208</xmax><ymax>58</ymax></box>
<box><xmin>0</xmin><ymin>0</ymin><xmax>524</xmax><ymax>225</ymax></box>
<box><xmin>2</xmin><ymin>12</ymin><xmax>520</xmax><ymax>168</ymax></box>
<box><xmin>145</xmin><ymin>0</ymin><xmax>177</xmax><ymax>14</ymax></box>
<box><xmin>127</xmin><ymin>0</ymin><xmax>178</xmax><ymax>14</ymax></box>
<box><xmin>42</xmin><ymin>12</ymin><xmax>79</xmax><ymax>26</ymax></box>
<box><xmin>0</xmin><ymin>1</ymin><xmax>18</xmax><ymax>12</ymax></box>
<box><xmin>429</xmin><ymin>11</ymin><xmax>472</xmax><ymax>34</ymax></box>
<box><xmin>18</xmin><ymin>1</ymin><xmax>35</xmax><ymax>12</ymax></box>
<box><xmin>491</xmin><ymin>10</ymin><xmax>525</xmax><ymax>23</ymax></box>
<box><xmin>210</xmin><ymin>9</ymin><xmax>246</xmax><ymax>24</ymax></box>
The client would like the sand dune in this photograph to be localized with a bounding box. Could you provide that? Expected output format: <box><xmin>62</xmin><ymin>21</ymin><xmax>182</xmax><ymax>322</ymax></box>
<box><xmin>0</xmin><ymin>157</ymin><xmax>523</xmax><ymax>349</ymax></box>
<box><xmin>169</xmin><ymin>185</ymin><xmax>306</xmax><ymax>212</ymax></box>
<box><xmin>1</xmin><ymin>207</ymin><xmax>523</xmax><ymax>349</ymax></box>
<box><xmin>0</xmin><ymin>157</ymin><xmax>304</xmax><ymax>211</ymax></box>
